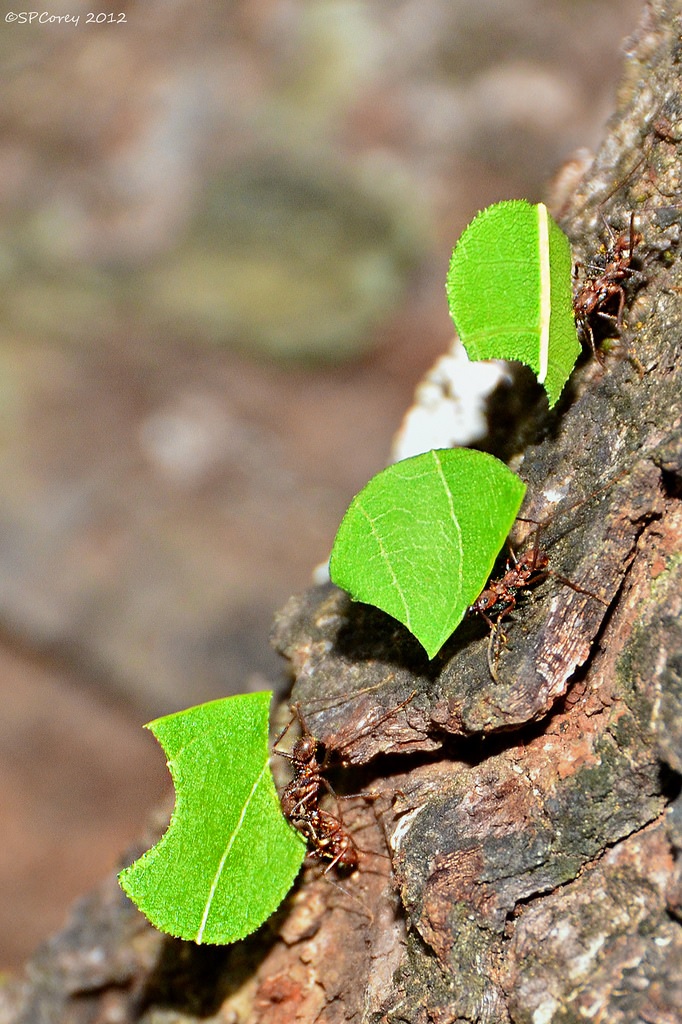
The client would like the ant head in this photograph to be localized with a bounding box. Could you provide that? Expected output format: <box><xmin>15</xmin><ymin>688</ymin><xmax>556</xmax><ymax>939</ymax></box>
<box><xmin>292</xmin><ymin>734</ymin><xmax>319</xmax><ymax>763</ymax></box>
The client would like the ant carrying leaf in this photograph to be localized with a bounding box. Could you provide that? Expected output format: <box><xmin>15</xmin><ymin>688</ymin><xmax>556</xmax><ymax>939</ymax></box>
<box><xmin>273</xmin><ymin>692</ymin><xmax>415</xmax><ymax>877</ymax></box>
<box><xmin>468</xmin><ymin>521</ymin><xmax>609</xmax><ymax>680</ymax></box>
<box><xmin>272</xmin><ymin>694</ymin><xmax>417</xmax><ymax>922</ymax></box>
<box><xmin>573</xmin><ymin>211</ymin><xmax>645</xmax><ymax>361</ymax></box>
<box><xmin>295</xmin><ymin>808</ymin><xmax>360</xmax><ymax>875</ymax></box>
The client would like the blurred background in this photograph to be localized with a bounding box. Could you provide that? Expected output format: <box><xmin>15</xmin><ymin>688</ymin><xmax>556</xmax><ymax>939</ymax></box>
<box><xmin>0</xmin><ymin>0</ymin><xmax>642</xmax><ymax>968</ymax></box>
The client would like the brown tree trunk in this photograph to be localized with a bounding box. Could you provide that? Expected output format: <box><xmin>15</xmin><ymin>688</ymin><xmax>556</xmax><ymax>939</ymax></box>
<box><xmin>5</xmin><ymin>2</ymin><xmax>682</xmax><ymax>1022</ymax></box>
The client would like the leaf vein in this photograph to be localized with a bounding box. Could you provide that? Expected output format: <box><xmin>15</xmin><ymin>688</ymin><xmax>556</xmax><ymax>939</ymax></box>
<box><xmin>431</xmin><ymin>450</ymin><xmax>464</xmax><ymax>603</ymax></box>
<box><xmin>358</xmin><ymin>503</ymin><xmax>412</xmax><ymax>629</ymax></box>
<box><xmin>537</xmin><ymin>202</ymin><xmax>551</xmax><ymax>384</ymax></box>
<box><xmin>196</xmin><ymin>762</ymin><xmax>267</xmax><ymax>943</ymax></box>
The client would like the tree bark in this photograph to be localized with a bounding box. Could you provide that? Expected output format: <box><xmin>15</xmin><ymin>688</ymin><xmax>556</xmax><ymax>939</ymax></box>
<box><xmin>5</xmin><ymin>2</ymin><xmax>682</xmax><ymax>1022</ymax></box>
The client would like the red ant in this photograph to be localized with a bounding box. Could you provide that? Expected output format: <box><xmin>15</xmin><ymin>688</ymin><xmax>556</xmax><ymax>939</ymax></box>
<box><xmin>297</xmin><ymin>808</ymin><xmax>359</xmax><ymax>874</ymax></box>
<box><xmin>274</xmin><ymin>705</ymin><xmax>327</xmax><ymax>821</ymax></box>
<box><xmin>468</xmin><ymin>539</ymin><xmax>606</xmax><ymax>679</ymax></box>
<box><xmin>273</xmin><ymin>692</ymin><xmax>415</xmax><ymax>874</ymax></box>
<box><xmin>469</xmin><ymin>544</ymin><xmax>550</xmax><ymax>629</ymax></box>
<box><xmin>573</xmin><ymin>211</ymin><xmax>644</xmax><ymax>360</ymax></box>
<box><xmin>274</xmin><ymin>705</ymin><xmax>361</xmax><ymax>877</ymax></box>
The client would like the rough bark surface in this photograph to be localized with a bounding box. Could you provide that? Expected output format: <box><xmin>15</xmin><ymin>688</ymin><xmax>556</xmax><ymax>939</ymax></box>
<box><xmin>4</xmin><ymin>2</ymin><xmax>682</xmax><ymax>1022</ymax></box>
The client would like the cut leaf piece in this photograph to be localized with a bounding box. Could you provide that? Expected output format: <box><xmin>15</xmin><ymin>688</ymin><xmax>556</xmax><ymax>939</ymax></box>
<box><xmin>446</xmin><ymin>200</ymin><xmax>580</xmax><ymax>407</ymax></box>
<box><xmin>119</xmin><ymin>692</ymin><xmax>306</xmax><ymax>945</ymax></box>
<box><xmin>329</xmin><ymin>448</ymin><xmax>526</xmax><ymax>658</ymax></box>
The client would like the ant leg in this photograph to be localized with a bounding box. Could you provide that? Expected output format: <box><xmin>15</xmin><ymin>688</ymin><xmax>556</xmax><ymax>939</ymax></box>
<box><xmin>289</xmin><ymin>673</ymin><xmax>397</xmax><ymax>719</ymax></box>
<box><xmin>272</xmin><ymin>702</ymin><xmax>314</xmax><ymax>754</ymax></box>
<box><xmin>588</xmin><ymin>319</ymin><xmax>606</xmax><ymax>365</ymax></box>
<box><xmin>615</xmin><ymin>285</ymin><xmax>626</xmax><ymax>328</ymax></box>
<box><xmin>485</xmin><ymin>591</ymin><xmax>517</xmax><ymax>680</ymax></box>
<box><xmin>599</xmin><ymin>209</ymin><xmax>618</xmax><ymax>248</ymax></box>
<box><xmin>626</xmin><ymin>210</ymin><xmax>636</xmax><ymax>257</ymax></box>
<box><xmin>478</xmin><ymin>608</ymin><xmax>497</xmax><ymax>632</ymax></box>
<box><xmin>503</xmin><ymin>543</ymin><xmax>519</xmax><ymax>572</ymax></box>
<box><xmin>309</xmin><ymin>687</ymin><xmax>417</xmax><ymax>767</ymax></box>
<box><xmin>547</xmin><ymin>571</ymin><xmax>608</xmax><ymax>606</ymax></box>
<box><xmin>322</xmin><ymin>875</ymin><xmax>375</xmax><ymax>924</ymax></box>
<box><xmin>291</xmin><ymin>700</ymin><xmax>312</xmax><ymax>734</ymax></box>
<box><xmin>344</xmin><ymin>689</ymin><xmax>417</xmax><ymax>745</ymax></box>
<box><xmin>523</xmin><ymin>569</ymin><xmax>550</xmax><ymax>588</ymax></box>
<box><xmin>579</xmin><ymin>317</ymin><xmax>603</xmax><ymax>363</ymax></box>
<box><xmin>486</xmin><ymin>621</ymin><xmax>507</xmax><ymax>681</ymax></box>
<box><xmin>272</xmin><ymin>712</ymin><xmax>298</xmax><ymax>752</ymax></box>
<box><xmin>323</xmin><ymin>848</ymin><xmax>355</xmax><ymax>876</ymax></box>
<box><xmin>274</xmin><ymin>748</ymin><xmax>296</xmax><ymax>764</ymax></box>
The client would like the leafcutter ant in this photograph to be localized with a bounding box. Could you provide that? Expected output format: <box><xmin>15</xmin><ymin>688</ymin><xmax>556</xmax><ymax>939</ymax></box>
<box><xmin>468</xmin><ymin>535</ymin><xmax>606</xmax><ymax>679</ymax></box>
<box><xmin>273</xmin><ymin>704</ymin><xmax>363</xmax><ymax>884</ymax></box>
<box><xmin>573</xmin><ymin>211</ymin><xmax>644</xmax><ymax>360</ymax></box>
<box><xmin>275</xmin><ymin>705</ymin><xmax>328</xmax><ymax>822</ymax></box>
<box><xmin>469</xmin><ymin>544</ymin><xmax>550</xmax><ymax>630</ymax></box>
<box><xmin>273</xmin><ymin>691</ymin><xmax>415</xmax><ymax>875</ymax></box>
<box><xmin>297</xmin><ymin>808</ymin><xmax>359</xmax><ymax>874</ymax></box>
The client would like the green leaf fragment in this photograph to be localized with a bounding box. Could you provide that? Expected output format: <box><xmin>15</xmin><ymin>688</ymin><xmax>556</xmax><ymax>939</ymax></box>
<box><xmin>446</xmin><ymin>199</ymin><xmax>580</xmax><ymax>407</ymax></box>
<box><xmin>119</xmin><ymin>691</ymin><xmax>306</xmax><ymax>945</ymax></box>
<box><xmin>329</xmin><ymin>448</ymin><xmax>526</xmax><ymax>659</ymax></box>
